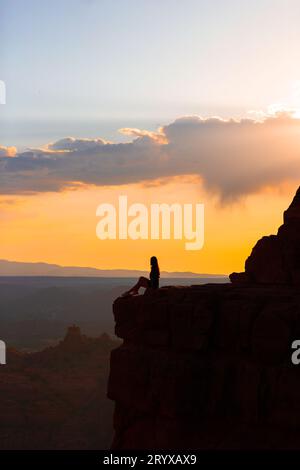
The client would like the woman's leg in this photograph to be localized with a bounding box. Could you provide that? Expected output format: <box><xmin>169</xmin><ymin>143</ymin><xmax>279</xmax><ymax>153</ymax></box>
<box><xmin>129</xmin><ymin>276</ymin><xmax>149</xmax><ymax>293</ymax></box>
<box><xmin>123</xmin><ymin>277</ymin><xmax>149</xmax><ymax>295</ymax></box>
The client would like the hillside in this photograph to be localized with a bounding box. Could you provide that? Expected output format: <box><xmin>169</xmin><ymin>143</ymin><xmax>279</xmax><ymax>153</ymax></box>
<box><xmin>0</xmin><ymin>327</ymin><xmax>119</xmax><ymax>450</ymax></box>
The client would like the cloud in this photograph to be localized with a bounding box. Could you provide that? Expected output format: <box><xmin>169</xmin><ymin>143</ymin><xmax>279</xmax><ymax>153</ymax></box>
<box><xmin>119</xmin><ymin>127</ymin><xmax>166</xmax><ymax>144</ymax></box>
<box><xmin>47</xmin><ymin>137</ymin><xmax>107</xmax><ymax>152</ymax></box>
<box><xmin>162</xmin><ymin>113</ymin><xmax>300</xmax><ymax>199</ymax></box>
<box><xmin>1</xmin><ymin>112</ymin><xmax>300</xmax><ymax>200</ymax></box>
<box><xmin>0</xmin><ymin>145</ymin><xmax>16</xmax><ymax>157</ymax></box>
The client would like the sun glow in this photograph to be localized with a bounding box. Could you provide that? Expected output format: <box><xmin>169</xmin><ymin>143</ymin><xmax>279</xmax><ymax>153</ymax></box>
<box><xmin>292</xmin><ymin>109</ymin><xmax>300</xmax><ymax>119</ymax></box>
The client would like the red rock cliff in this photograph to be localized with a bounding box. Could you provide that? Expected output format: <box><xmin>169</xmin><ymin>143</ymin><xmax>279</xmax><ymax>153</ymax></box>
<box><xmin>231</xmin><ymin>186</ymin><xmax>300</xmax><ymax>285</ymax></box>
<box><xmin>108</xmin><ymin>188</ymin><xmax>300</xmax><ymax>449</ymax></box>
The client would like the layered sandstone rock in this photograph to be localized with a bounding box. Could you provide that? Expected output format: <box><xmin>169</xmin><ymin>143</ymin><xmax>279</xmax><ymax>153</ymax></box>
<box><xmin>108</xmin><ymin>284</ymin><xmax>300</xmax><ymax>449</ymax></box>
<box><xmin>230</xmin><ymin>186</ymin><xmax>300</xmax><ymax>285</ymax></box>
<box><xmin>108</xmin><ymin>188</ymin><xmax>300</xmax><ymax>449</ymax></box>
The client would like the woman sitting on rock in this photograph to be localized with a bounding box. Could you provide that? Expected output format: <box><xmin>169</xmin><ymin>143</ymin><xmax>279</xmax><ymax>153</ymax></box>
<box><xmin>122</xmin><ymin>256</ymin><xmax>160</xmax><ymax>296</ymax></box>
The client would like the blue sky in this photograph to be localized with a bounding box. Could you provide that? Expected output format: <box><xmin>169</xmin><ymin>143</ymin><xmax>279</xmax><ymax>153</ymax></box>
<box><xmin>1</xmin><ymin>0</ymin><xmax>300</xmax><ymax>148</ymax></box>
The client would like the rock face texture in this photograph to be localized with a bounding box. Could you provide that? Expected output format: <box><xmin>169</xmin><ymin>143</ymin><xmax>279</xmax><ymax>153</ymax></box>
<box><xmin>230</xmin><ymin>186</ymin><xmax>300</xmax><ymax>285</ymax></box>
<box><xmin>108</xmin><ymin>285</ymin><xmax>300</xmax><ymax>449</ymax></box>
<box><xmin>108</xmin><ymin>187</ymin><xmax>300</xmax><ymax>449</ymax></box>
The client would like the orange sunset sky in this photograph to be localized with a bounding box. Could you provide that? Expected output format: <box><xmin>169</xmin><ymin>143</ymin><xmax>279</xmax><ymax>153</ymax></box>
<box><xmin>0</xmin><ymin>174</ymin><xmax>298</xmax><ymax>274</ymax></box>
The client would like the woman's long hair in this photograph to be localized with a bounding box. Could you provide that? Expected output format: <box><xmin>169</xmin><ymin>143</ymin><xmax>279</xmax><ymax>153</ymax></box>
<box><xmin>150</xmin><ymin>256</ymin><xmax>160</xmax><ymax>277</ymax></box>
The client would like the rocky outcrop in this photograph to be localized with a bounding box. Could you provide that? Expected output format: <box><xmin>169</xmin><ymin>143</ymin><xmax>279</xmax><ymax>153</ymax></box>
<box><xmin>230</xmin><ymin>187</ymin><xmax>300</xmax><ymax>285</ymax></box>
<box><xmin>108</xmin><ymin>284</ymin><xmax>300</xmax><ymax>449</ymax></box>
<box><xmin>108</xmin><ymin>187</ymin><xmax>300</xmax><ymax>449</ymax></box>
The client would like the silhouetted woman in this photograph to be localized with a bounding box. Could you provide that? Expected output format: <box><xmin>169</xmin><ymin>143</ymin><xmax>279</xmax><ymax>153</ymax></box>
<box><xmin>122</xmin><ymin>256</ymin><xmax>160</xmax><ymax>296</ymax></box>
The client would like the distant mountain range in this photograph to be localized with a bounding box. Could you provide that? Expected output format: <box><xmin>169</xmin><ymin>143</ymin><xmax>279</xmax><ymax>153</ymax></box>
<box><xmin>0</xmin><ymin>259</ymin><xmax>227</xmax><ymax>279</ymax></box>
